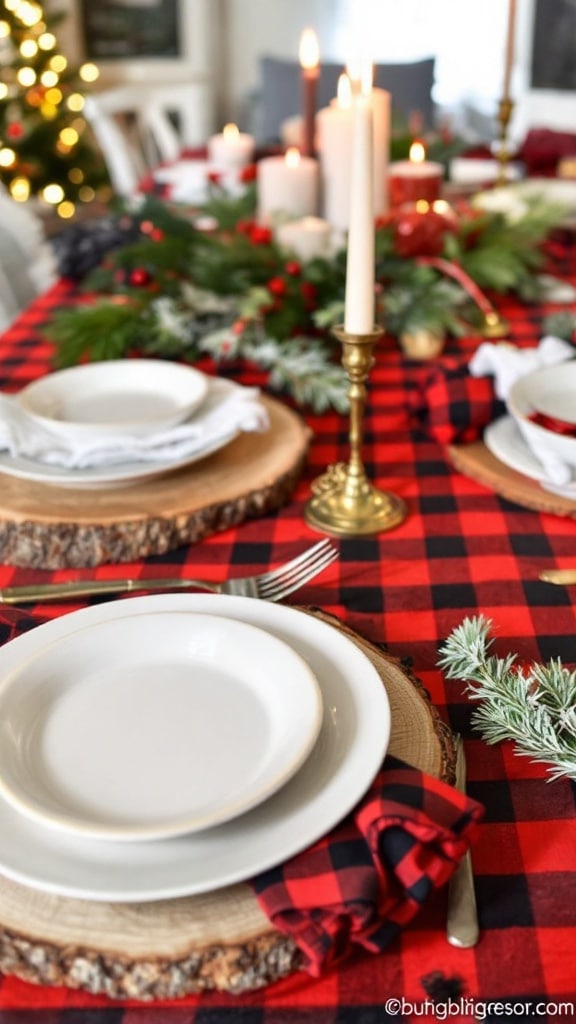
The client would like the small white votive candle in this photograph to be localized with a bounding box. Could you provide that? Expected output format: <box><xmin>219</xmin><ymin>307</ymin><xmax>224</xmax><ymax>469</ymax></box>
<box><xmin>276</xmin><ymin>215</ymin><xmax>332</xmax><ymax>262</ymax></box>
<box><xmin>207</xmin><ymin>123</ymin><xmax>255</xmax><ymax>172</ymax></box>
<box><xmin>257</xmin><ymin>147</ymin><xmax>319</xmax><ymax>224</ymax></box>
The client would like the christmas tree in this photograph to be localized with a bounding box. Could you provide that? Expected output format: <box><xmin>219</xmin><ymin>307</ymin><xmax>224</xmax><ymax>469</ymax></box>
<box><xmin>0</xmin><ymin>0</ymin><xmax>109</xmax><ymax>219</ymax></box>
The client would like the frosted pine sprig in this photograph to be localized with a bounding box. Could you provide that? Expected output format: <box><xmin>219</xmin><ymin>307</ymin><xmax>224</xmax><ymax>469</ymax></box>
<box><xmin>438</xmin><ymin>615</ymin><xmax>576</xmax><ymax>781</ymax></box>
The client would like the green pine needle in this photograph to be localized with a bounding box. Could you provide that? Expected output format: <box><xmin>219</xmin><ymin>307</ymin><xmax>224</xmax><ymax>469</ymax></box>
<box><xmin>438</xmin><ymin>616</ymin><xmax>576</xmax><ymax>781</ymax></box>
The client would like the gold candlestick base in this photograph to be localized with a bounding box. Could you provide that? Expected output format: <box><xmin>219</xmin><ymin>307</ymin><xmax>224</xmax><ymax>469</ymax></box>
<box><xmin>482</xmin><ymin>310</ymin><xmax>510</xmax><ymax>339</ymax></box>
<box><xmin>305</xmin><ymin>462</ymin><xmax>407</xmax><ymax>536</ymax></box>
<box><xmin>304</xmin><ymin>325</ymin><xmax>407</xmax><ymax>538</ymax></box>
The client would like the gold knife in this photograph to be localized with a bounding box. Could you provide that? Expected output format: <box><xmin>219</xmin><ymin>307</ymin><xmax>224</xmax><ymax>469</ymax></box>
<box><xmin>446</xmin><ymin>734</ymin><xmax>479</xmax><ymax>948</ymax></box>
<box><xmin>539</xmin><ymin>569</ymin><xmax>576</xmax><ymax>585</ymax></box>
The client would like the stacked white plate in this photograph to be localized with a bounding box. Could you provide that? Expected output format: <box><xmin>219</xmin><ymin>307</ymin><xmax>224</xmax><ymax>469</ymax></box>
<box><xmin>0</xmin><ymin>594</ymin><xmax>391</xmax><ymax>902</ymax></box>
<box><xmin>0</xmin><ymin>360</ymin><xmax>251</xmax><ymax>487</ymax></box>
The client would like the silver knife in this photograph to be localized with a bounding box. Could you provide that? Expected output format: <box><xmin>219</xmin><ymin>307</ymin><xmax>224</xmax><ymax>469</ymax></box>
<box><xmin>446</xmin><ymin>734</ymin><xmax>480</xmax><ymax>948</ymax></box>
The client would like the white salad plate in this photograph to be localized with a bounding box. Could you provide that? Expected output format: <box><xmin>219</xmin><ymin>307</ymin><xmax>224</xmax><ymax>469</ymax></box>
<box><xmin>17</xmin><ymin>360</ymin><xmax>208</xmax><ymax>439</ymax></box>
<box><xmin>484</xmin><ymin>415</ymin><xmax>576</xmax><ymax>498</ymax></box>
<box><xmin>0</xmin><ymin>612</ymin><xmax>323</xmax><ymax>842</ymax></box>
<box><xmin>0</xmin><ymin>594</ymin><xmax>391</xmax><ymax>902</ymax></box>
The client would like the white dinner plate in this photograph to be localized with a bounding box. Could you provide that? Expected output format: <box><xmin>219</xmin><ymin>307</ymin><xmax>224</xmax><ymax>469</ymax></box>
<box><xmin>0</xmin><ymin>613</ymin><xmax>323</xmax><ymax>842</ymax></box>
<box><xmin>0</xmin><ymin>594</ymin><xmax>391</xmax><ymax>902</ymax></box>
<box><xmin>0</xmin><ymin>379</ymin><xmax>243</xmax><ymax>488</ymax></box>
<box><xmin>17</xmin><ymin>360</ymin><xmax>208</xmax><ymax>438</ymax></box>
<box><xmin>484</xmin><ymin>415</ymin><xmax>576</xmax><ymax>498</ymax></box>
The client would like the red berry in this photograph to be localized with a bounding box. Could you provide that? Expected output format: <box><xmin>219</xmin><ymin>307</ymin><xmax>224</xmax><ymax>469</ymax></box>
<box><xmin>239</xmin><ymin>163</ymin><xmax>257</xmax><ymax>183</ymax></box>
<box><xmin>250</xmin><ymin>225</ymin><xmax>272</xmax><ymax>245</ymax></box>
<box><xmin>129</xmin><ymin>267</ymin><xmax>151</xmax><ymax>287</ymax></box>
<box><xmin>267</xmin><ymin>276</ymin><xmax>287</xmax><ymax>296</ymax></box>
<box><xmin>285</xmin><ymin>260</ymin><xmax>302</xmax><ymax>276</ymax></box>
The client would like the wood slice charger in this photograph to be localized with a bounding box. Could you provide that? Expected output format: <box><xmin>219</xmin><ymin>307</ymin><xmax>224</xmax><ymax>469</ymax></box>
<box><xmin>447</xmin><ymin>439</ymin><xmax>576</xmax><ymax>517</ymax></box>
<box><xmin>0</xmin><ymin>395</ymin><xmax>311</xmax><ymax>569</ymax></box>
<box><xmin>0</xmin><ymin>611</ymin><xmax>455</xmax><ymax>1002</ymax></box>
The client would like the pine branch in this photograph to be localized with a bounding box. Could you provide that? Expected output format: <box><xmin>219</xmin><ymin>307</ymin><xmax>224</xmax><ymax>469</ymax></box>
<box><xmin>438</xmin><ymin>616</ymin><xmax>576</xmax><ymax>781</ymax></box>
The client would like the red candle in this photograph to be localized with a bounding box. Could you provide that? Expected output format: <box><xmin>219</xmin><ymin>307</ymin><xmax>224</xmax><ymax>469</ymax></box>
<box><xmin>388</xmin><ymin>141</ymin><xmax>443</xmax><ymax>208</ymax></box>
<box><xmin>299</xmin><ymin>28</ymin><xmax>320</xmax><ymax>158</ymax></box>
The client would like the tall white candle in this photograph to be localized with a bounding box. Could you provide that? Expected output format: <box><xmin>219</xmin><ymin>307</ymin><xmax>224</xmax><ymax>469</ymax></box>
<box><xmin>344</xmin><ymin>72</ymin><xmax>374</xmax><ymax>335</ymax></box>
<box><xmin>371</xmin><ymin>86</ymin><xmax>390</xmax><ymax>216</ymax></box>
<box><xmin>503</xmin><ymin>0</ymin><xmax>517</xmax><ymax>100</ymax></box>
<box><xmin>299</xmin><ymin>27</ymin><xmax>320</xmax><ymax>158</ymax></box>
<box><xmin>257</xmin><ymin>147</ymin><xmax>319</xmax><ymax>224</ymax></box>
<box><xmin>316</xmin><ymin>73</ymin><xmax>355</xmax><ymax>231</ymax></box>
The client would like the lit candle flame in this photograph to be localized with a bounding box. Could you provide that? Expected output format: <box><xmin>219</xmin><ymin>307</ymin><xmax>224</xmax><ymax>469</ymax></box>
<box><xmin>345</xmin><ymin>57</ymin><xmax>372</xmax><ymax>96</ymax></box>
<box><xmin>360</xmin><ymin>60</ymin><xmax>373</xmax><ymax>98</ymax></box>
<box><xmin>345</xmin><ymin>57</ymin><xmax>361</xmax><ymax>84</ymax></box>
<box><xmin>432</xmin><ymin>199</ymin><xmax>450</xmax><ymax>215</ymax></box>
<box><xmin>299</xmin><ymin>28</ymin><xmax>319</xmax><ymax>71</ymax></box>
<box><xmin>223</xmin><ymin>123</ymin><xmax>240</xmax><ymax>140</ymax></box>
<box><xmin>285</xmin><ymin>147</ymin><xmax>301</xmax><ymax>167</ymax></box>
<box><xmin>336</xmin><ymin>73</ymin><xmax>352</xmax><ymax>109</ymax></box>
<box><xmin>409</xmin><ymin>141</ymin><xmax>426</xmax><ymax>163</ymax></box>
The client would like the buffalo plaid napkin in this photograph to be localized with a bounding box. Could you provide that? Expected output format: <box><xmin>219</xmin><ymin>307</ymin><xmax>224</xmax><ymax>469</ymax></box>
<box><xmin>409</xmin><ymin>355</ymin><xmax>505</xmax><ymax>444</ymax></box>
<box><xmin>409</xmin><ymin>338</ymin><xmax>575</xmax><ymax>445</ymax></box>
<box><xmin>252</xmin><ymin>754</ymin><xmax>484</xmax><ymax>975</ymax></box>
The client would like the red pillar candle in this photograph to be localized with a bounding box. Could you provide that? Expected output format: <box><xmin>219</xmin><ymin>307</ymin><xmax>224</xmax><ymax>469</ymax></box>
<box><xmin>388</xmin><ymin>141</ymin><xmax>443</xmax><ymax>208</ymax></box>
<box><xmin>299</xmin><ymin>28</ymin><xmax>320</xmax><ymax>158</ymax></box>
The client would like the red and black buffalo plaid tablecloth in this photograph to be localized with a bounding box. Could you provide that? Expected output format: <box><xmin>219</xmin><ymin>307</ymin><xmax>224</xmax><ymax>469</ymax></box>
<box><xmin>0</xmin><ymin>237</ymin><xmax>574</xmax><ymax>1022</ymax></box>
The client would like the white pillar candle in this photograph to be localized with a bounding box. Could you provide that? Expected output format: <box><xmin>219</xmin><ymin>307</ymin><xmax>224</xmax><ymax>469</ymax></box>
<box><xmin>318</xmin><ymin>74</ymin><xmax>390</xmax><ymax>228</ymax></box>
<box><xmin>316</xmin><ymin>73</ymin><xmax>355</xmax><ymax>231</ymax></box>
<box><xmin>344</xmin><ymin>74</ymin><xmax>375</xmax><ymax>336</ymax></box>
<box><xmin>275</xmin><ymin>215</ymin><xmax>332</xmax><ymax>262</ymax></box>
<box><xmin>257</xmin><ymin>147</ymin><xmax>319</xmax><ymax>225</ymax></box>
<box><xmin>207</xmin><ymin>123</ymin><xmax>255</xmax><ymax>172</ymax></box>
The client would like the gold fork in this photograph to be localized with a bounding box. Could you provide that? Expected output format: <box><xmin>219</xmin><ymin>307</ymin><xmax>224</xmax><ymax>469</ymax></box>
<box><xmin>0</xmin><ymin>539</ymin><xmax>338</xmax><ymax>605</ymax></box>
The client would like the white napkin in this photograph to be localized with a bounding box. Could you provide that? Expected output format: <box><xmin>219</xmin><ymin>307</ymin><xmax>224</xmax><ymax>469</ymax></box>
<box><xmin>0</xmin><ymin>378</ymin><xmax>269</xmax><ymax>470</ymax></box>
<box><xmin>470</xmin><ymin>336</ymin><xmax>575</xmax><ymax>485</ymax></box>
<box><xmin>469</xmin><ymin>335</ymin><xmax>574</xmax><ymax>400</ymax></box>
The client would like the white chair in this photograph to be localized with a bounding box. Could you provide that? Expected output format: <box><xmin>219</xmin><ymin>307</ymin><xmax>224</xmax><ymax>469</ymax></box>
<box><xmin>0</xmin><ymin>189</ymin><xmax>58</xmax><ymax>332</ymax></box>
<box><xmin>84</xmin><ymin>82</ymin><xmax>214</xmax><ymax>198</ymax></box>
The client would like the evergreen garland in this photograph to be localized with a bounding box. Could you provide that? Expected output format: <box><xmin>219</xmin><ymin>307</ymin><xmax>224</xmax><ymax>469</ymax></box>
<box><xmin>45</xmin><ymin>185</ymin><xmax>566</xmax><ymax>412</ymax></box>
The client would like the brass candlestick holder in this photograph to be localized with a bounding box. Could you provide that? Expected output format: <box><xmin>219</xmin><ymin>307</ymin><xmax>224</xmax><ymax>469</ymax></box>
<box><xmin>304</xmin><ymin>325</ymin><xmax>407</xmax><ymax>537</ymax></box>
<box><xmin>495</xmin><ymin>96</ymin><xmax>514</xmax><ymax>186</ymax></box>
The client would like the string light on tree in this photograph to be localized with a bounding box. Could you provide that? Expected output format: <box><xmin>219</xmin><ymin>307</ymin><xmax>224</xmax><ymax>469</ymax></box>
<box><xmin>0</xmin><ymin>0</ymin><xmax>108</xmax><ymax>214</ymax></box>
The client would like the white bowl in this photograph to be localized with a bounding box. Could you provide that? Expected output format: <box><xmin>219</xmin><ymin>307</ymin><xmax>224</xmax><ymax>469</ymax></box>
<box><xmin>506</xmin><ymin>362</ymin><xmax>576</xmax><ymax>480</ymax></box>
<box><xmin>18</xmin><ymin>359</ymin><xmax>208</xmax><ymax>439</ymax></box>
